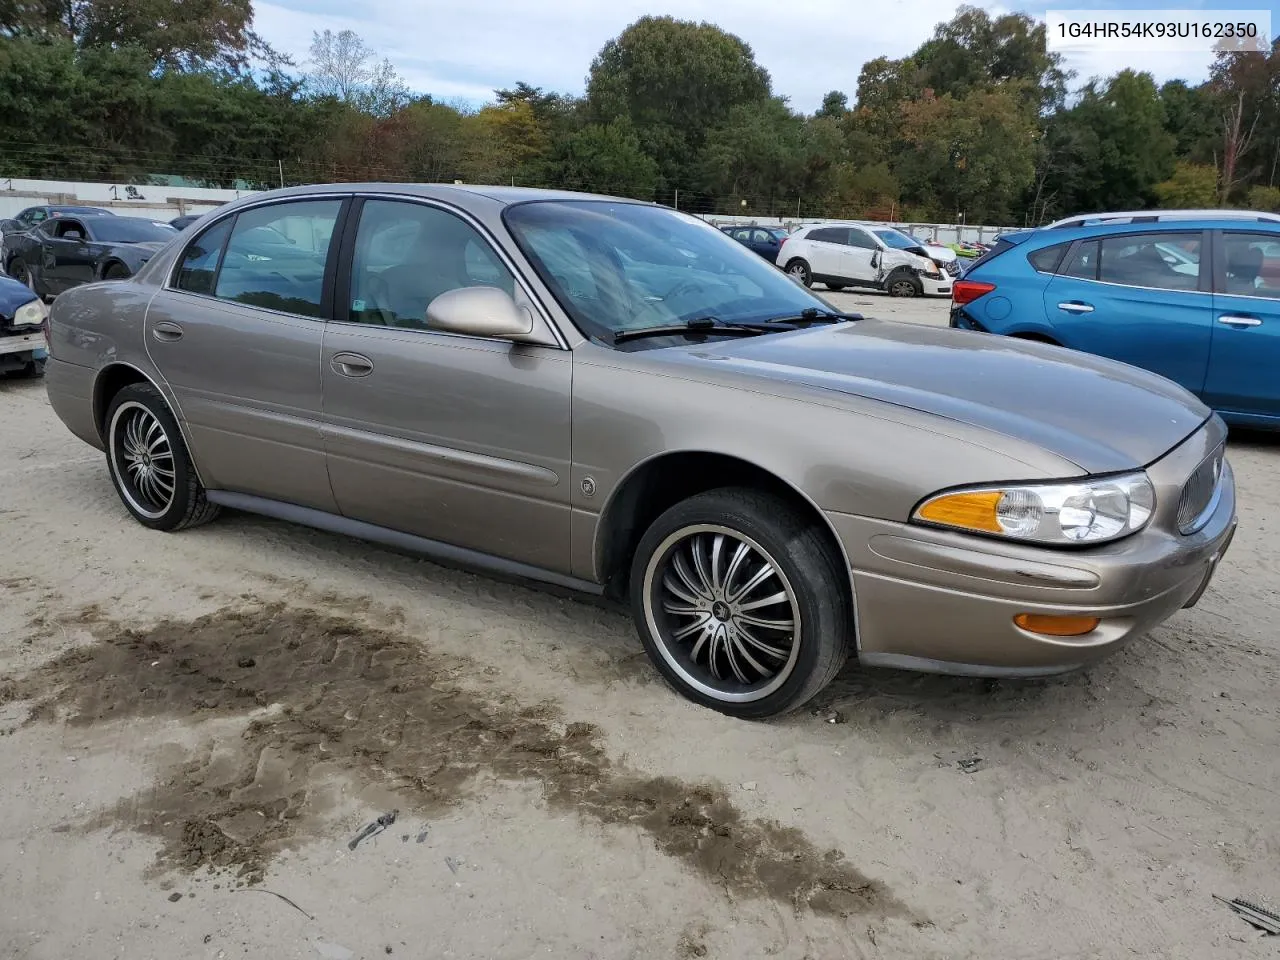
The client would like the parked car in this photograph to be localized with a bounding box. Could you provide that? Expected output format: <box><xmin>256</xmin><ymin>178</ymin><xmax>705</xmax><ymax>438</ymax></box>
<box><xmin>170</xmin><ymin>214</ymin><xmax>202</xmax><ymax>231</ymax></box>
<box><xmin>4</xmin><ymin>215</ymin><xmax>178</xmax><ymax>298</ymax></box>
<box><xmin>0</xmin><ymin>204</ymin><xmax>114</xmax><ymax>238</ymax></box>
<box><xmin>44</xmin><ymin>184</ymin><xmax>1237</xmax><ymax>718</ymax></box>
<box><xmin>0</xmin><ymin>274</ymin><xmax>48</xmax><ymax>377</ymax></box>
<box><xmin>951</xmin><ymin>215</ymin><xmax>1280</xmax><ymax>429</ymax></box>
<box><xmin>778</xmin><ymin>222</ymin><xmax>957</xmax><ymax>296</ymax></box>
<box><xmin>720</xmin><ymin>225</ymin><xmax>790</xmax><ymax>263</ymax></box>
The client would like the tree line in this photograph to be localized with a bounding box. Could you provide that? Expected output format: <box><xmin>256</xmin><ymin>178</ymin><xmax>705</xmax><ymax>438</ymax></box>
<box><xmin>1</xmin><ymin>2</ymin><xmax>1277</xmax><ymax>224</ymax></box>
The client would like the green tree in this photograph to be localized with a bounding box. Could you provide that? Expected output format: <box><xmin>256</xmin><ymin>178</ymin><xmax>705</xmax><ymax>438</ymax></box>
<box><xmin>586</xmin><ymin>16</ymin><xmax>771</xmax><ymax>188</ymax></box>
<box><xmin>553</xmin><ymin>120</ymin><xmax>658</xmax><ymax>197</ymax></box>
<box><xmin>1153</xmin><ymin>162</ymin><xmax>1219</xmax><ymax>207</ymax></box>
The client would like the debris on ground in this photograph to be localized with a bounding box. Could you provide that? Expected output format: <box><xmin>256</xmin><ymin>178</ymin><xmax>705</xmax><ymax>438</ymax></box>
<box><xmin>445</xmin><ymin>856</ymin><xmax>462</xmax><ymax>875</ymax></box>
<box><xmin>167</xmin><ymin>892</ymin><xmax>182</xmax><ymax>902</ymax></box>
<box><xmin>1214</xmin><ymin>895</ymin><xmax>1280</xmax><ymax>935</ymax></box>
<box><xmin>348</xmin><ymin>810</ymin><xmax>398</xmax><ymax>851</ymax></box>
<box><xmin>312</xmin><ymin>941</ymin><xmax>354</xmax><ymax>960</ymax></box>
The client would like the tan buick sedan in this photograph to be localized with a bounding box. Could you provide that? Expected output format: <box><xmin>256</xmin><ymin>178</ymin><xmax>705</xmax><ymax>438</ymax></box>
<box><xmin>45</xmin><ymin>185</ymin><xmax>1237</xmax><ymax>718</ymax></box>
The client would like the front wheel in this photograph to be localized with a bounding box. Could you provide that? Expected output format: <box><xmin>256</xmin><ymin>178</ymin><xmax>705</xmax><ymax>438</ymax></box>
<box><xmin>629</xmin><ymin>488</ymin><xmax>852</xmax><ymax>719</ymax></box>
<box><xmin>18</xmin><ymin>359</ymin><xmax>45</xmax><ymax>379</ymax></box>
<box><xmin>886</xmin><ymin>272</ymin><xmax>921</xmax><ymax>298</ymax></box>
<box><xmin>105</xmin><ymin>382</ymin><xmax>221</xmax><ymax>531</ymax></box>
<box><xmin>784</xmin><ymin>259</ymin><xmax>812</xmax><ymax>287</ymax></box>
<box><xmin>102</xmin><ymin>262</ymin><xmax>131</xmax><ymax>280</ymax></box>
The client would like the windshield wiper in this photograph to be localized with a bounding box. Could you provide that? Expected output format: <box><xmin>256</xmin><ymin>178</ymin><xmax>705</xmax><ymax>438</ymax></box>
<box><xmin>611</xmin><ymin>316</ymin><xmax>772</xmax><ymax>345</ymax></box>
<box><xmin>763</xmin><ymin>307</ymin><xmax>862</xmax><ymax>325</ymax></box>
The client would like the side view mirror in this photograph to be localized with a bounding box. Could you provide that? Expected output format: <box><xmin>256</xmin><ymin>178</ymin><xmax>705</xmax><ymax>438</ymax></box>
<box><xmin>870</xmin><ymin>252</ymin><xmax>880</xmax><ymax>268</ymax></box>
<box><xmin>0</xmin><ymin>219</ymin><xmax>20</xmax><ymax>234</ymax></box>
<box><xmin>426</xmin><ymin>286</ymin><xmax>534</xmax><ymax>341</ymax></box>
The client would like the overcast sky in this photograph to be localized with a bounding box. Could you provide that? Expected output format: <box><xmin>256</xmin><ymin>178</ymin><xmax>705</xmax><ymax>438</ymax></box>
<box><xmin>253</xmin><ymin>0</ymin><xmax>1278</xmax><ymax>112</ymax></box>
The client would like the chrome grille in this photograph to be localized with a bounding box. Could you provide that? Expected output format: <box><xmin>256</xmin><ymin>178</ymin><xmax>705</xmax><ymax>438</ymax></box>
<box><xmin>1177</xmin><ymin>446</ymin><xmax>1224</xmax><ymax>534</ymax></box>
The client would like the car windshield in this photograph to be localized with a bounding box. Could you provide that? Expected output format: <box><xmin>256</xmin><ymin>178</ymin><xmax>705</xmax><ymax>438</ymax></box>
<box><xmin>91</xmin><ymin>220</ymin><xmax>177</xmax><ymax>243</ymax></box>
<box><xmin>874</xmin><ymin>229</ymin><xmax>920</xmax><ymax>250</ymax></box>
<box><xmin>503</xmin><ymin>201</ymin><xmax>829</xmax><ymax>342</ymax></box>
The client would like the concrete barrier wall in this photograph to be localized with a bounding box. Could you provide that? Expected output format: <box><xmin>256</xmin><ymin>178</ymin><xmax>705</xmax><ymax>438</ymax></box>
<box><xmin>0</xmin><ymin>177</ymin><xmax>257</xmax><ymax>222</ymax></box>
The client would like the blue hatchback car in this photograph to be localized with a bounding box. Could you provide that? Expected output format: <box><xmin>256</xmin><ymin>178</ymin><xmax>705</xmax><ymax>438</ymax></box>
<box><xmin>951</xmin><ymin>214</ymin><xmax>1280</xmax><ymax>429</ymax></box>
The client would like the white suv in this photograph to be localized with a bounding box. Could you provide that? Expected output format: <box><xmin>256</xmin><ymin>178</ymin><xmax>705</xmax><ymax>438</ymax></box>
<box><xmin>776</xmin><ymin>223</ymin><xmax>956</xmax><ymax>297</ymax></box>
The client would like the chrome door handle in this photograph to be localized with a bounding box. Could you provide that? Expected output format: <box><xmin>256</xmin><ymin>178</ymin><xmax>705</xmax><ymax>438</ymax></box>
<box><xmin>331</xmin><ymin>352</ymin><xmax>374</xmax><ymax>377</ymax></box>
<box><xmin>1218</xmin><ymin>315</ymin><xmax>1262</xmax><ymax>328</ymax></box>
<box><xmin>151</xmin><ymin>321</ymin><xmax>183</xmax><ymax>342</ymax></box>
<box><xmin>1057</xmin><ymin>301</ymin><xmax>1094</xmax><ymax>314</ymax></box>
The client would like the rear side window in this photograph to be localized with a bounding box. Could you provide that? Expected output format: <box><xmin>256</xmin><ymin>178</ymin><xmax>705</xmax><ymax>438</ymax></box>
<box><xmin>1099</xmin><ymin>232</ymin><xmax>1201</xmax><ymax>291</ymax></box>
<box><xmin>174</xmin><ymin>219</ymin><xmax>232</xmax><ymax>294</ymax></box>
<box><xmin>1027</xmin><ymin>242</ymin><xmax>1069</xmax><ymax>274</ymax></box>
<box><xmin>1061</xmin><ymin>240</ymin><xmax>1100</xmax><ymax>280</ymax></box>
<box><xmin>214</xmin><ymin>200</ymin><xmax>342</xmax><ymax>317</ymax></box>
<box><xmin>808</xmin><ymin>227</ymin><xmax>848</xmax><ymax>244</ymax></box>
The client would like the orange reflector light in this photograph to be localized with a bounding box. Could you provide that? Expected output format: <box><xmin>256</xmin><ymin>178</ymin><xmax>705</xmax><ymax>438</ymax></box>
<box><xmin>1013</xmin><ymin>613</ymin><xmax>1100</xmax><ymax>637</ymax></box>
<box><xmin>917</xmin><ymin>491</ymin><xmax>1004</xmax><ymax>533</ymax></box>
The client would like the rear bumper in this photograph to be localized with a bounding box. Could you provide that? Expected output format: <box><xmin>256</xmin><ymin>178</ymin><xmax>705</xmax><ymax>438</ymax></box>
<box><xmin>827</xmin><ymin>426</ymin><xmax>1237</xmax><ymax>677</ymax></box>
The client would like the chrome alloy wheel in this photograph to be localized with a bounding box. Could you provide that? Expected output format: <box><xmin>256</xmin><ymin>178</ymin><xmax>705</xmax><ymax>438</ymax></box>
<box><xmin>109</xmin><ymin>400</ymin><xmax>177</xmax><ymax>520</ymax></box>
<box><xmin>642</xmin><ymin>524</ymin><xmax>802</xmax><ymax>703</ymax></box>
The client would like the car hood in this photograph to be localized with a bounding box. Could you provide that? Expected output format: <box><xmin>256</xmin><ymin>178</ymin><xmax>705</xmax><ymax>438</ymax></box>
<box><xmin>0</xmin><ymin>275</ymin><xmax>38</xmax><ymax>322</ymax></box>
<box><xmin>667</xmin><ymin>320</ymin><xmax>1210</xmax><ymax>474</ymax></box>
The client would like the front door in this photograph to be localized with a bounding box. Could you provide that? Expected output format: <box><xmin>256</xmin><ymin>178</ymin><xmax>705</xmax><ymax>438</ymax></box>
<box><xmin>320</xmin><ymin>197</ymin><xmax>574</xmax><ymax>573</ymax></box>
<box><xmin>1202</xmin><ymin>230</ymin><xmax>1280</xmax><ymax>424</ymax></box>
<box><xmin>842</xmin><ymin>227</ymin><xmax>881</xmax><ymax>284</ymax></box>
<box><xmin>42</xmin><ymin>219</ymin><xmax>96</xmax><ymax>294</ymax></box>
<box><xmin>145</xmin><ymin>197</ymin><xmax>347</xmax><ymax>510</ymax></box>
<box><xmin>1039</xmin><ymin>229</ymin><xmax>1214</xmax><ymax>394</ymax></box>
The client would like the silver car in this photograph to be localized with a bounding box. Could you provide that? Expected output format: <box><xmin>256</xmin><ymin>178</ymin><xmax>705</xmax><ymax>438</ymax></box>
<box><xmin>44</xmin><ymin>185</ymin><xmax>1238</xmax><ymax>718</ymax></box>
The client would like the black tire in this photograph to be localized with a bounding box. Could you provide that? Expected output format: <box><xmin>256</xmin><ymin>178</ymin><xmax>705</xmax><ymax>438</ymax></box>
<box><xmin>9</xmin><ymin>257</ymin><xmax>35</xmax><ymax>293</ymax></box>
<box><xmin>19</xmin><ymin>359</ymin><xmax>45</xmax><ymax>379</ymax></box>
<box><xmin>628</xmin><ymin>487</ymin><xmax>852</xmax><ymax>720</ymax></box>
<box><xmin>102</xmin><ymin>262</ymin><xmax>131</xmax><ymax>280</ymax></box>
<box><xmin>784</xmin><ymin>258</ymin><xmax>812</xmax><ymax>287</ymax></box>
<box><xmin>826</xmin><ymin>284</ymin><xmax>847</xmax><ymax>292</ymax></box>
<box><xmin>886</xmin><ymin>271</ymin><xmax>921</xmax><ymax>298</ymax></box>
<box><xmin>104</xmin><ymin>382</ymin><xmax>221</xmax><ymax>532</ymax></box>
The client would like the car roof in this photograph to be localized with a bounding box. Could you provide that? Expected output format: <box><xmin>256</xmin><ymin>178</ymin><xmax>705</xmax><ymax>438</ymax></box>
<box><xmin>42</xmin><ymin>205</ymin><xmax>113</xmax><ymax>215</ymax></box>
<box><xmin>1046</xmin><ymin>209</ymin><xmax>1280</xmax><ymax>228</ymax></box>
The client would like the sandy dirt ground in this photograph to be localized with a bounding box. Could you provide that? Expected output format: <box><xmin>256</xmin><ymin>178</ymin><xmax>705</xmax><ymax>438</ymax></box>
<box><xmin>2</xmin><ymin>298</ymin><xmax>1278</xmax><ymax>960</ymax></box>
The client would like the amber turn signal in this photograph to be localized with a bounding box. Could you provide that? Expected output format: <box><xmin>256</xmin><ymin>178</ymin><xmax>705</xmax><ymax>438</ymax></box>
<box><xmin>1013</xmin><ymin>613</ymin><xmax>1101</xmax><ymax>637</ymax></box>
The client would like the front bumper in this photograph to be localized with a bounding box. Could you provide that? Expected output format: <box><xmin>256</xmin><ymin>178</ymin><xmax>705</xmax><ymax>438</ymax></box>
<box><xmin>827</xmin><ymin>422</ymin><xmax>1237</xmax><ymax>677</ymax></box>
<box><xmin>0</xmin><ymin>329</ymin><xmax>47</xmax><ymax>371</ymax></box>
<box><xmin>918</xmin><ymin>274</ymin><xmax>953</xmax><ymax>297</ymax></box>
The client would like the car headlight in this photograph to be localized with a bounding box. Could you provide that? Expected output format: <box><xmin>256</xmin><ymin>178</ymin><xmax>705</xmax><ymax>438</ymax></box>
<box><xmin>13</xmin><ymin>297</ymin><xmax>47</xmax><ymax>328</ymax></box>
<box><xmin>913</xmin><ymin>472</ymin><xmax>1156</xmax><ymax>545</ymax></box>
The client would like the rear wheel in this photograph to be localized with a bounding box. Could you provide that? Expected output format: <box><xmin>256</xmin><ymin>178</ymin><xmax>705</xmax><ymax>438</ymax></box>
<box><xmin>785</xmin><ymin>259</ymin><xmax>812</xmax><ymax>287</ymax></box>
<box><xmin>105</xmin><ymin>382</ymin><xmax>220</xmax><ymax>532</ymax></box>
<box><xmin>629</xmin><ymin>488</ymin><xmax>852</xmax><ymax>719</ymax></box>
<box><xmin>9</xmin><ymin>257</ymin><xmax>35</xmax><ymax>292</ymax></box>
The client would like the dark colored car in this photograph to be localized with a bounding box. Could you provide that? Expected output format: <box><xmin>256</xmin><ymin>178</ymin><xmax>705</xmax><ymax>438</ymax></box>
<box><xmin>0</xmin><ymin>274</ymin><xmax>48</xmax><ymax>377</ymax></box>
<box><xmin>170</xmin><ymin>214</ymin><xmax>202</xmax><ymax>231</ymax></box>
<box><xmin>4</xmin><ymin>215</ymin><xmax>178</xmax><ymax>298</ymax></box>
<box><xmin>0</xmin><ymin>205</ymin><xmax>115</xmax><ymax>237</ymax></box>
<box><xmin>720</xmin><ymin>225</ymin><xmax>790</xmax><ymax>263</ymax></box>
<box><xmin>951</xmin><ymin>218</ymin><xmax>1280</xmax><ymax>429</ymax></box>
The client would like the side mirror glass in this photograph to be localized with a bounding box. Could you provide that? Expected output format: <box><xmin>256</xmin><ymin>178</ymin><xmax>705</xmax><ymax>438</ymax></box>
<box><xmin>425</xmin><ymin>286</ymin><xmax>534</xmax><ymax>341</ymax></box>
<box><xmin>870</xmin><ymin>252</ymin><xmax>880</xmax><ymax>268</ymax></box>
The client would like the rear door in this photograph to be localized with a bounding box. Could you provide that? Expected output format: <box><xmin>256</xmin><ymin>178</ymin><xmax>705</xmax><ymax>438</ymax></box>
<box><xmin>1039</xmin><ymin>229</ymin><xmax>1213</xmax><ymax>394</ymax></box>
<box><xmin>802</xmin><ymin>227</ymin><xmax>849</xmax><ymax>280</ymax></box>
<box><xmin>145</xmin><ymin>197</ymin><xmax>347</xmax><ymax>510</ymax></box>
<box><xmin>1202</xmin><ymin>230</ymin><xmax>1280</xmax><ymax>424</ymax></box>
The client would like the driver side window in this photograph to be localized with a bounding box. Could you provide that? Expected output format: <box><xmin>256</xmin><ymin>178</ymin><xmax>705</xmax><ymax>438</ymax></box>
<box><xmin>347</xmin><ymin>199</ymin><xmax>515</xmax><ymax>329</ymax></box>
